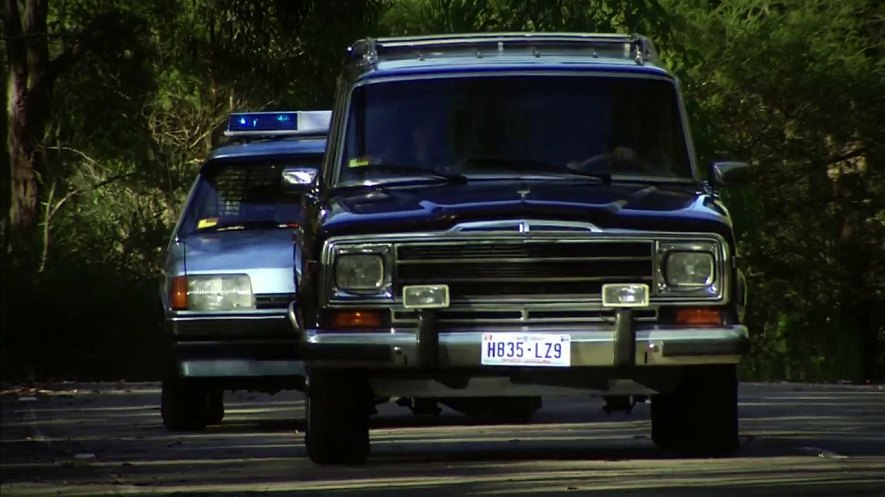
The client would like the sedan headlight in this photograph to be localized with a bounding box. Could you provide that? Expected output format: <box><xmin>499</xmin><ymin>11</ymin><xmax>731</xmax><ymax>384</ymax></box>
<box><xmin>187</xmin><ymin>274</ymin><xmax>254</xmax><ymax>311</ymax></box>
<box><xmin>335</xmin><ymin>254</ymin><xmax>384</xmax><ymax>291</ymax></box>
<box><xmin>665</xmin><ymin>251</ymin><xmax>714</xmax><ymax>287</ymax></box>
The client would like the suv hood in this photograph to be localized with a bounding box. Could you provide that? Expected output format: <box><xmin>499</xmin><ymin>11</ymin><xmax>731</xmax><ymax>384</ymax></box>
<box><xmin>182</xmin><ymin>230</ymin><xmax>296</xmax><ymax>294</ymax></box>
<box><xmin>319</xmin><ymin>180</ymin><xmax>733</xmax><ymax>239</ymax></box>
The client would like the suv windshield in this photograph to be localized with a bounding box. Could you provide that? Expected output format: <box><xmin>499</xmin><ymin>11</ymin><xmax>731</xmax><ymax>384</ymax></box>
<box><xmin>181</xmin><ymin>157</ymin><xmax>321</xmax><ymax>235</ymax></box>
<box><xmin>339</xmin><ymin>75</ymin><xmax>692</xmax><ymax>184</ymax></box>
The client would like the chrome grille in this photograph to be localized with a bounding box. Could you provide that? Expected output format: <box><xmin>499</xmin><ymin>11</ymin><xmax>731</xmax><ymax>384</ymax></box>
<box><xmin>395</xmin><ymin>240</ymin><xmax>654</xmax><ymax>302</ymax></box>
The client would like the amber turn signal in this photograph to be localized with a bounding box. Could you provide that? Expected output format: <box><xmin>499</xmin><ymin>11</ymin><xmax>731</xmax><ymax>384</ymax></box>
<box><xmin>674</xmin><ymin>307</ymin><xmax>721</xmax><ymax>326</ymax></box>
<box><xmin>330</xmin><ymin>310</ymin><xmax>382</xmax><ymax>328</ymax></box>
<box><xmin>170</xmin><ymin>276</ymin><xmax>188</xmax><ymax>310</ymax></box>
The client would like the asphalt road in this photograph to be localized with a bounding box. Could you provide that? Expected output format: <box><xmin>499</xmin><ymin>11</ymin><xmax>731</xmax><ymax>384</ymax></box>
<box><xmin>1</xmin><ymin>382</ymin><xmax>883</xmax><ymax>496</ymax></box>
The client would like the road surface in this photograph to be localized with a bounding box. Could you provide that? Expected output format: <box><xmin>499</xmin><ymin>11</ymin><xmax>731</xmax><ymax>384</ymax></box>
<box><xmin>1</xmin><ymin>382</ymin><xmax>883</xmax><ymax>496</ymax></box>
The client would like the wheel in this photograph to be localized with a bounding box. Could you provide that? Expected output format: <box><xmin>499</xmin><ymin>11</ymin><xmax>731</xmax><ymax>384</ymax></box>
<box><xmin>651</xmin><ymin>365</ymin><xmax>739</xmax><ymax>456</ymax></box>
<box><xmin>161</xmin><ymin>378</ymin><xmax>208</xmax><ymax>432</ymax></box>
<box><xmin>304</xmin><ymin>370</ymin><xmax>371</xmax><ymax>464</ymax></box>
<box><xmin>206</xmin><ymin>389</ymin><xmax>225</xmax><ymax>425</ymax></box>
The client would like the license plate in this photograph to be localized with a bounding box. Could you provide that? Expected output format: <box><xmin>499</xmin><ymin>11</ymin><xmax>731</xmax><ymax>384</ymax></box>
<box><xmin>481</xmin><ymin>333</ymin><xmax>571</xmax><ymax>367</ymax></box>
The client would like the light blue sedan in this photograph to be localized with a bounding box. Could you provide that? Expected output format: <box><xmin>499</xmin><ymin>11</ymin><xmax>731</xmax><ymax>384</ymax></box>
<box><xmin>158</xmin><ymin>111</ymin><xmax>328</xmax><ymax>431</ymax></box>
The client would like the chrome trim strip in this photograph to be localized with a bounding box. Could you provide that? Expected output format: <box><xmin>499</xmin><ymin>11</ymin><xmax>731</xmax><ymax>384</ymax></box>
<box><xmin>170</xmin><ymin>310</ymin><xmax>287</xmax><ymax>320</ymax></box>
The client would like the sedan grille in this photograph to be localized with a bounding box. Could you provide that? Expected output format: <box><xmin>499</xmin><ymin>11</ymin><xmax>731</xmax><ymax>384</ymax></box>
<box><xmin>255</xmin><ymin>293</ymin><xmax>295</xmax><ymax>309</ymax></box>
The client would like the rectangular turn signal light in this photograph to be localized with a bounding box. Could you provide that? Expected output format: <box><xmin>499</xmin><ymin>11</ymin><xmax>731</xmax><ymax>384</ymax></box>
<box><xmin>330</xmin><ymin>310</ymin><xmax>382</xmax><ymax>328</ymax></box>
<box><xmin>674</xmin><ymin>307</ymin><xmax>722</xmax><ymax>326</ymax></box>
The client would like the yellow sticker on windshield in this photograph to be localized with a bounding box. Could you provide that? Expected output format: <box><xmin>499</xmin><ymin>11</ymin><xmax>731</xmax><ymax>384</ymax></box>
<box><xmin>348</xmin><ymin>157</ymin><xmax>371</xmax><ymax>168</ymax></box>
<box><xmin>197</xmin><ymin>218</ymin><xmax>218</xmax><ymax>229</ymax></box>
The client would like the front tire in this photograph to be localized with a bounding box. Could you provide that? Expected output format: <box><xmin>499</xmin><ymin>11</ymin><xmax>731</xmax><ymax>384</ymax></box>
<box><xmin>161</xmin><ymin>378</ymin><xmax>208</xmax><ymax>432</ymax></box>
<box><xmin>651</xmin><ymin>365</ymin><xmax>739</xmax><ymax>456</ymax></box>
<box><xmin>305</xmin><ymin>370</ymin><xmax>371</xmax><ymax>464</ymax></box>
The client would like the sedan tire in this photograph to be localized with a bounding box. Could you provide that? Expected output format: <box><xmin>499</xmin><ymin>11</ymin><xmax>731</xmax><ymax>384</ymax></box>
<box><xmin>160</xmin><ymin>378</ymin><xmax>208</xmax><ymax>432</ymax></box>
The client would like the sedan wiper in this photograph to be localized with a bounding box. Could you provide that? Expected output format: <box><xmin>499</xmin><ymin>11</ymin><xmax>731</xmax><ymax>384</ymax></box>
<box><xmin>461</xmin><ymin>156</ymin><xmax>611</xmax><ymax>184</ymax></box>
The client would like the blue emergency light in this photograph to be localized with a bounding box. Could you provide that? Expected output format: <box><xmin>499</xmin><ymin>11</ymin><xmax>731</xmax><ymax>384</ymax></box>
<box><xmin>224</xmin><ymin>110</ymin><xmax>331</xmax><ymax>137</ymax></box>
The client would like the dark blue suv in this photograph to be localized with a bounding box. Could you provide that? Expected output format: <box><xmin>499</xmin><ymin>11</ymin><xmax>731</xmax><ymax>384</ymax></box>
<box><xmin>288</xmin><ymin>34</ymin><xmax>750</xmax><ymax>463</ymax></box>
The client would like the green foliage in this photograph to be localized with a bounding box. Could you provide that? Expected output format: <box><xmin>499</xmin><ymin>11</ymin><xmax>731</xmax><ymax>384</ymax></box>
<box><xmin>381</xmin><ymin>0</ymin><xmax>672</xmax><ymax>36</ymax></box>
<box><xmin>661</xmin><ymin>0</ymin><xmax>885</xmax><ymax>382</ymax></box>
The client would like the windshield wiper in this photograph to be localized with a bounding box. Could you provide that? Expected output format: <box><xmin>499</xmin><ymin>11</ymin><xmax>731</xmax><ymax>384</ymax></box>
<box><xmin>342</xmin><ymin>162</ymin><xmax>468</xmax><ymax>185</ymax></box>
<box><xmin>461</xmin><ymin>156</ymin><xmax>611</xmax><ymax>184</ymax></box>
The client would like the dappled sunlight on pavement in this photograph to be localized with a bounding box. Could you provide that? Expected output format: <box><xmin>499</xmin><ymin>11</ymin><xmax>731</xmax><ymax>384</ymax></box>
<box><xmin>1</xmin><ymin>382</ymin><xmax>883</xmax><ymax>496</ymax></box>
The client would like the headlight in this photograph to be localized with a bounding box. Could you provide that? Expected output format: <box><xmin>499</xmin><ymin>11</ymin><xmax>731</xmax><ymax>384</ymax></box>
<box><xmin>187</xmin><ymin>274</ymin><xmax>254</xmax><ymax>311</ymax></box>
<box><xmin>665</xmin><ymin>251</ymin><xmax>714</xmax><ymax>287</ymax></box>
<box><xmin>335</xmin><ymin>254</ymin><xmax>384</xmax><ymax>291</ymax></box>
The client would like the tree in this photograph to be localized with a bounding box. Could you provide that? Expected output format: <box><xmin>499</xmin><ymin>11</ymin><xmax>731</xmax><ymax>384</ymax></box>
<box><xmin>661</xmin><ymin>0</ymin><xmax>885</xmax><ymax>381</ymax></box>
<box><xmin>3</xmin><ymin>0</ymin><xmax>66</xmax><ymax>253</ymax></box>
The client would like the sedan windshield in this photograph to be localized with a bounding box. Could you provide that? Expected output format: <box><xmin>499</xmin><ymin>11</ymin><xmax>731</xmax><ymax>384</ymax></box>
<box><xmin>181</xmin><ymin>157</ymin><xmax>321</xmax><ymax>235</ymax></box>
<box><xmin>338</xmin><ymin>75</ymin><xmax>692</xmax><ymax>184</ymax></box>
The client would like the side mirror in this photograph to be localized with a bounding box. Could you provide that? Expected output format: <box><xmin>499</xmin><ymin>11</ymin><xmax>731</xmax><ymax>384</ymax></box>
<box><xmin>282</xmin><ymin>166</ymin><xmax>318</xmax><ymax>193</ymax></box>
<box><xmin>710</xmin><ymin>161</ymin><xmax>750</xmax><ymax>187</ymax></box>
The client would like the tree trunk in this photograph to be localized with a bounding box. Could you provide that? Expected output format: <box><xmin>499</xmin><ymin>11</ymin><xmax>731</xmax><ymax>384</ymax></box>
<box><xmin>3</xmin><ymin>0</ymin><xmax>64</xmax><ymax>255</ymax></box>
<box><xmin>8</xmin><ymin>85</ymin><xmax>40</xmax><ymax>235</ymax></box>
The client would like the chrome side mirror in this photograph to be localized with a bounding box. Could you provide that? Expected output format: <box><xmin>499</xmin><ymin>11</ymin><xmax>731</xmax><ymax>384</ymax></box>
<box><xmin>282</xmin><ymin>166</ymin><xmax>318</xmax><ymax>192</ymax></box>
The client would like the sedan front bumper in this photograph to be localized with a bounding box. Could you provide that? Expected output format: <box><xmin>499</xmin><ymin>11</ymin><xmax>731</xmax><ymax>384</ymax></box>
<box><xmin>167</xmin><ymin>311</ymin><xmax>304</xmax><ymax>386</ymax></box>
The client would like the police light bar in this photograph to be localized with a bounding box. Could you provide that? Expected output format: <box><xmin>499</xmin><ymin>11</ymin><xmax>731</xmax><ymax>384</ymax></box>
<box><xmin>224</xmin><ymin>110</ymin><xmax>332</xmax><ymax>137</ymax></box>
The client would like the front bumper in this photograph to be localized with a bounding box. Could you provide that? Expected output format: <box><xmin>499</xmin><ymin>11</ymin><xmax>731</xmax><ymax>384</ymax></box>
<box><xmin>300</xmin><ymin>317</ymin><xmax>748</xmax><ymax>370</ymax></box>
<box><xmin>168</xmin><ymin>311</ymin><xmax>303</xmax><ymax>383</ymax></box>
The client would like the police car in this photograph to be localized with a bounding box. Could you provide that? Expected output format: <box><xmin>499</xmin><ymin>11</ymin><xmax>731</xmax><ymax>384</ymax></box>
<box><xmin>158</xmin><ymin>110</ymin><xmax>329</xmax><ymax>431</ymax></box>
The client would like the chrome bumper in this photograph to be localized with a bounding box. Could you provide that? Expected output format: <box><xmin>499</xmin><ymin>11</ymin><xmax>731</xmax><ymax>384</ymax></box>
<box><xmin>302</xmin><ymin>324</ymin><xmax>749</xmax><ymax>369</ymax></box>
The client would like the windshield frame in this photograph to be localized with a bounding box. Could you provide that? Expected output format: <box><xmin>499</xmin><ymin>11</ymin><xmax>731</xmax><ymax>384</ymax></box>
<box><xmin>328</xmin><ymin>70</ymin><xmax>700</xmax><ymax>189</ymax></box>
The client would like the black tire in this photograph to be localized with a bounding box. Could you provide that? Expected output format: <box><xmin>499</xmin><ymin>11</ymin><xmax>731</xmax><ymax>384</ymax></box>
<box><xmin>161</xmin><ymin>378</ymin><xmax>208</xmax><ymax>432</ymax></box>
<box><xmin>651</xmin><ymin>365</ymin><xmax>739</xmax><ymax>456</ymax></box>
<box><xmin>206</xmin><ymin>390</ymin><xmax>225</xmax><ymax>425</ymax></box>
<box><xmin>305</xmin><ymin>370</ymin><xmax>371</xmax><ymax>465</ymax></box>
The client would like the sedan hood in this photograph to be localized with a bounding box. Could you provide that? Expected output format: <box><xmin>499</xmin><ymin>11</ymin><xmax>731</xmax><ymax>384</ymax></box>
<box><xmin>182</xmin><ymin>229</ymin><xmax>296</xmax><ymax>294</ymax></box>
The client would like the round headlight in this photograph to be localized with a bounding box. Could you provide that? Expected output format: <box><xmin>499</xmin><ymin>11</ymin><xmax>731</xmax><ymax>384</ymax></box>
<box><xmin>665</xmin><ymin>252</ymin><xmax>714</xmax><ymax>287</ymax></box>
<box><xmin>335</xmin><ymin>254</ymin><xmax>385</xmax><ymax>291</ymax></box>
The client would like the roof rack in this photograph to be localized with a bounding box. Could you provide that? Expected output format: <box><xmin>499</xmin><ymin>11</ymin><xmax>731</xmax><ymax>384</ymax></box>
<box><xmin>223</xmin><ymin>110</ymin><xmax>332</xmax><ymax>138</ymax></box>
<box><xmin>346</xmin><ymin>32</ymin><xmax>659</xmax><ymax>69</ymax></box>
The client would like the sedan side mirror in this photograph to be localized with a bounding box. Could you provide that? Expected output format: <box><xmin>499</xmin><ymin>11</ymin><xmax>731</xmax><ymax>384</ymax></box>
<box><xmin>282</xmin><ymin>166</ymin><xmax>319</xmax><ymax>193</ymax></box>
<box><xmin>709</xmin><ymin>161</ymin><xmax>750</xmax><ymax>187</ymax></box>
